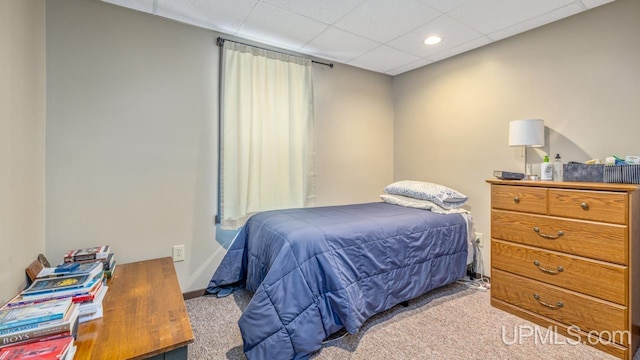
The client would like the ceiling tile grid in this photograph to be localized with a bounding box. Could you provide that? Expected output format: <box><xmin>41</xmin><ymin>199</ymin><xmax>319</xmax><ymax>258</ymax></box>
<box><xmin>262</xmin><ymin>0</ymin><xmax>365</xmax><ymax>24</ymax></box>
<box><xmin>388</xmin><ymin>15</ymin><xmax>485</xmax><ymax>59</ymax></box>
<box><xmin>349</xmin><ymin>45</ymin><xmax>422</xmax><ymax>74</ymax></box>
<box><xmin>155</xmin><ymin>0</ymin><xmax>259</xmax><ymax>35</ymax></box>
<box><xmin>487</xmin><ymin>2</ymin><xmax>584</xmax><ymax>42</ymax></box>
<box><xmin>102</xmin><ymin>0</ymin><xmax>617</xmax><ymax>76</ymax></box>
<box><xmin>332</xmin><ymin>0</ymin><xmax>442</xmax><ymax>43</ymax></box>
<box><xmin>446</xmin><ymin>0</ymin><xmax>576</xmax><ymax>35</ymax></box>
<box><xmin>237</xmin><ymin>2</ymin><xmax>328</xmax><ymax>49</ymax></box>
<box><xmin>301</xmin><ymin>27</ymin><xmax>380</xmax><ymax>63</ymax></box>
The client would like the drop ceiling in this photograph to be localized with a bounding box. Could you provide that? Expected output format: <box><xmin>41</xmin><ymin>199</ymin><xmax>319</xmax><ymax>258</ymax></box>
<box><xmin>102</xmin><ymin>0</ymin><xmax>614</xmax><ymax>76</ymax></box>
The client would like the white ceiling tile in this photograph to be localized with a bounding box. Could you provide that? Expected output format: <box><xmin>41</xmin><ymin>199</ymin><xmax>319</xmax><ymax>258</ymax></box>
<box><xmin>301</xmin><ymin>27</ymin><xmax>380</xmax><ymax>63</ymax></box>
<box><xmin>101</xmin><ymin>0</ymin><xmax>618</xmax><ymax>75</ymax></box>
<box><xmin>348</xmin><ymin>45</ymin><xmax>421</xmax><ymax>74</ymax></box>
<box><xmin>334</xmin><ymin>0</ymin><xmax>441</xmax><ymax>43</ymax></box>
<box><xmin>418</xmin><ymin>0</ymin><xmax>470</xmax><ymax>13</ymax></box>
<box><xmin>103</xmin><ymin>0</ymin><xmax>155</xmax><ymax>13</ymax></box>
<box><xmin>487</xmin><ymin>3</ymin><xmax>583</xmax><ymax>42</ymax></box>
<box><xmin>385</xmin><ymin>58</ymin><xmax>433</xmax><ymax>76</ymax></box>
<box><xmin>428</xmin><ymin>36</ymin><xmax>491</xmax><ymax>62</ymax></box>
<box><xmin>581</xmin><ymin>0</ymin><xmax>615</xmax><ymax>8</ymax></box>
<box><xmin>448</xmin><ymin>0</ymin><xmax>575</xmax><ymax>34</ymax></box>
<box><xmin>237</xmin><ymin>3</ymin><xmax>328</xmax><ymax>50</ymax></box>
<box><xmin>262</xmin><ymin>0</ymin><xmax>365</xmax><ymax>24</ymax></box>
<box><xmin>388</xmin><ymin>15</ymin><xmax>483</xmax><ymax>58</ymax></box>
<box><xmin>155</xmin><ymin>0</ymin><xmax>258</xmax><ymax>34</ymax></box>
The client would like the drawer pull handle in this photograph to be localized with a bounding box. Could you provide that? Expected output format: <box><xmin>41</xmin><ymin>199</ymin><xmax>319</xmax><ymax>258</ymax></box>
<box><xmin>581</xmin><ymin>202</ymin><xmax>589</xmax><ymax>210</ymax></box>
<box><xmin>533</xmin><ymin>294</ymin><xmax>564</xmax><ymax>309</ymax></box>
<box><xmin>513</xmin><ymin>196</ymin><xmax>520</xmax><ymax>204</ymax></box>
<box><xmin>533</xmin><ymin>260</ymin><xmax>564</xmax><ymax>274</ymax></box>
<box><xmin>533</xmin><ymin>227</ymin><xmax>564</xmax><ymax>240</ymax></box>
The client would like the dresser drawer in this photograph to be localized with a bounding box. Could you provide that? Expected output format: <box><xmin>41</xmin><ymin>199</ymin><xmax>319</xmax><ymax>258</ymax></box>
<box><xmin>492</xmin><ymin>240</ymin><xmax>627</xmax><ymax>305</ymax></box>
<box><xmin>492</xmin><ymin>185</ymin><xmax>547</xmax><ymax>214</ymax></box>
<box><xmin>549</xmin><ymin>189</ymin><xmax>627</xmax><ymax>224</ymax></box>
<box><xmin>492</xmin><ymin>269</ymin><xmax>627</xmax><ymax>345</ymax></box>
<box><xmin>491</xmin><ymin>210</ymin><xmax>627</xmax><ymax>265</ymax></box>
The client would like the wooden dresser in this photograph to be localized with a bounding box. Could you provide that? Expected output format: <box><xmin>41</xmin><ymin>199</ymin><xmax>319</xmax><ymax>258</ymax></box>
<box><xmin>74</xmin><ymin>257</ymin><xmax>194</xmax><ymax>359</ymax></box>
<box><xmin>487</xmin><ymin>179</ymin><xmax>640</xmax><ymax>359</ymax></box>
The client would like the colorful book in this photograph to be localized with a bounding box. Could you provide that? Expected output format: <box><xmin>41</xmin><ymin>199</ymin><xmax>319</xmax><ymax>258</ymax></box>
<box><xmin>69</xmin><ymin>252</ymin><xmax>115</xmax><ymax>270</ymax></box>
<box><xmin>21</xmin><ymin>274</ymin><xmax>92</xmax><ymax>296</ymax></box>
<box><xmin>70</xmin><ymin>280</ymin><xmax>104</xmax><ymax>304</ymax></box>
<box><xmin>0</xmin><ymin>299</ymin><xmax>72</xmax><ymax>332</ymax></box>
<box><xmin>0</xmin><ymin>336</ymin><xmax>74</xmax><ymax>360</ymax></box>
<box><xmin>4</xmin><ymin>277</ymin><xmax>104</xmax><ymax>308</ymax></box>
<box><xmin>54</xmin><ymin>262</ymin><xmax>79</xmax><ymax>273</ymax></box>
<box><xmin>0</xmin><ymin>304</ymin><xmax>79</xmax><ymax>349</ymax></box>
<box><xmin>37</xmin><ymin>261</ymin><xmax>103</xmax><ymax>279</ymax></box>
<box><xmin>63</xmin><ymin>245</ymin><xmax>110</xmax><ymax>262</ymax></box>
<box><xmin>78</xmin><ymin>285</ymin><xmax>107</xmax><ymax>317</ymax></box>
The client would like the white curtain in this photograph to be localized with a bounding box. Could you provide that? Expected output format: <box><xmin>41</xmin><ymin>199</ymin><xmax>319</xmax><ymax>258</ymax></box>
<box><xmin>220</xmin><ymin>41</ymin><xmax>315</xmax><ymax>229</ymax></box>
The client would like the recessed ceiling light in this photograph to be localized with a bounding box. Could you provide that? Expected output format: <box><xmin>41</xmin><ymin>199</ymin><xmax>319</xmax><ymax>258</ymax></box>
<box><xmin>424</xmin><ymin>36</ymin><xmax>442</xmax><ymax>45</ymax></box>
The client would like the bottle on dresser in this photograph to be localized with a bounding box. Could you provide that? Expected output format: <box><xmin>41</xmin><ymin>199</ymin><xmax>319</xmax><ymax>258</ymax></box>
<box><xmin>541</xmin><ymin>155</ymin><xmax>553</xmax><ymax>180</ymax></box>
<box><xmin>553</xmin><ymin>154</ymin><xmax>563</xmax><ymax>181</ymax></box>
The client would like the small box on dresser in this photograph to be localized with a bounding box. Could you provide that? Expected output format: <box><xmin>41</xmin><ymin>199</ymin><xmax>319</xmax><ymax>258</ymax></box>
<box><xmin>486</xmin><ymin>179</ymin><xmax>640</xmax><ymax>359</ymax></box>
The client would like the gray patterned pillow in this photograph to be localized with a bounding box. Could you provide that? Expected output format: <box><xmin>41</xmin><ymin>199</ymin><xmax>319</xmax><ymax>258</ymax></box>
<box><xmin>380</xmin><ymin>194</ymin><xmax>469</xmax><ymax>214</ymax></box>
<box><xmin>383</xmin><ymin>180</ymin><xmax>468</xmax><ymax>209</ymax></box>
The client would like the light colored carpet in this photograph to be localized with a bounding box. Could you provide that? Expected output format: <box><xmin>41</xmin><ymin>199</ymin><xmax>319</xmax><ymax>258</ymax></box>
<box><xmin>185</xmin><ymin>283</ymin><xmax>624</xmax><ymax>359</ymax></box>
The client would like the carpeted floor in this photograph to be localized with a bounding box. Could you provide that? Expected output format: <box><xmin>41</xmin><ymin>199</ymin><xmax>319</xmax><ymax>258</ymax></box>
<box><xmin>185</xmin><ymin>283</ymin><xmax>625</xmax><ymax>359</ymax></box>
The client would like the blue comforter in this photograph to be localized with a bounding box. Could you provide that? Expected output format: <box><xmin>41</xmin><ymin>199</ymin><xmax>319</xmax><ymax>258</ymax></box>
<box><xmin>207</xmin><ymin>202</ymin><xmax>468</xmax><ymax>359</ymax></box>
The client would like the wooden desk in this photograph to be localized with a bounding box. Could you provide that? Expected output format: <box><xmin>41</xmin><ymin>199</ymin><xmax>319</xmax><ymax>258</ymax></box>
<box><xmin>74</xmin><ymin>257</ymin><xmax>194</xmax><ymax>359</ymax></box>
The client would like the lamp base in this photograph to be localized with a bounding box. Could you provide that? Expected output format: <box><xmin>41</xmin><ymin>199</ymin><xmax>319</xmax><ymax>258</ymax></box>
<box><xmin>524</xmin><ymin>174</ymin><xmax>539</xmax><ymax>180</ymax></box>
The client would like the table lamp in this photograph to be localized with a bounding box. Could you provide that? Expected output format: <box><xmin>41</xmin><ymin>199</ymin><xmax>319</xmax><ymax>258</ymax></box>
<box><xmin>509</xmin><ymin>119</ymin><xmax>544</xmax><ymax>177</ymax></box>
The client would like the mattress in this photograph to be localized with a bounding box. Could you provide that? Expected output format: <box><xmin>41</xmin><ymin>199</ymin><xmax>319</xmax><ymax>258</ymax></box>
<box><xmin>207</xmin><ymin>202</ymin><xmax>470</xmax><ymax>359</ymax></box>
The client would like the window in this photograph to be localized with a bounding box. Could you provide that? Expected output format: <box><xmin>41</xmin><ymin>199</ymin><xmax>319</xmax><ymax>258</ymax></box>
<box><xmin>218</xmin><ymin>40</ymin><xmax>315</xmax><ymax>229</ymax></box>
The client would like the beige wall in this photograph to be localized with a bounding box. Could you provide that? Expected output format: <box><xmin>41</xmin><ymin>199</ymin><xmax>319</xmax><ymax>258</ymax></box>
<box><xmin>45</xmin><ymin>0</ymin><xmax>393</xmax><ymax>292</ymax></box>
<box><xmin>393</xmin><ymin>0</ymin><xmax>640</xmax><ymax>275</ymax></box>
<box><xmin>0</xmin><ymin>0</ymin><xmax>46</xmax><ymax>303</ymax></box>
<box><xmin>314</xmin><ymin>63</ymin><xmax>394</xmax><ymax>206</ymax></box>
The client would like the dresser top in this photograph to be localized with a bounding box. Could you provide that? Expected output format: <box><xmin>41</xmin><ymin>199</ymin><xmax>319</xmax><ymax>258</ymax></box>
<box><xmin>74</xmin><ymin>257</ymin><xmax>194</xmax><ymax>359</ymax></box>
<box><xmin>486</xmin><ymin>179</ymin><xmax>639</xmax><ymax>192</ymax></box>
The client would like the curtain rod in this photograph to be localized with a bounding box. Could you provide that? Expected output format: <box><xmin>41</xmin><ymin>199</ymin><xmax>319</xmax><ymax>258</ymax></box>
<box><xmin>216</xmin><ymin>37</ymin><xmax>334</xmax><ymax>68</ymax></box>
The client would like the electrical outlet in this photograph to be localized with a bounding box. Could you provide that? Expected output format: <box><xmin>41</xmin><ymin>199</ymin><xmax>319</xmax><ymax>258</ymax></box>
<box><xmin>475</xmin><ymin>232</ymin><xmax>484</xmax><ymax>248</ymax></box>
<box><xmin>172</xmin><ymin>245</ymin><xmax>185</xmax><ymax>262</ymax></box>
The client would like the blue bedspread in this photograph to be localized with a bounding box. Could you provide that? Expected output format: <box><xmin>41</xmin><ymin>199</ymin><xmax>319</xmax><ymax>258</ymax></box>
<box><xmin>207</xmin><ymin>202</ymin><xmax>468</xmax><ymax>359</ymax></box>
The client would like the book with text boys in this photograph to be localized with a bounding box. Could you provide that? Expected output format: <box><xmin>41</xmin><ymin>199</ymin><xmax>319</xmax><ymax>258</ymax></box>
<box><xmin>0</xmin><ymin>335</ymin><xmax>74</xmax><ymax>360</ymax></box>
<box><xmin>0</xmin><ymin>298</ymin><xmax>72</xmax><ymax>332</ymax></box>
<box><xmin>63</xmin><ymin>245</ymin><xmax>110</xmax><ymax>262</ymax></box>
<box><xmin>0</xmin><ymin>304</ymin><xmax>79</xmax><ymax>349</ymax></box>
<box><xmin>21</xmin><ymin>274</ymin><xmax>93</xmax><ymax>296</ymax></box>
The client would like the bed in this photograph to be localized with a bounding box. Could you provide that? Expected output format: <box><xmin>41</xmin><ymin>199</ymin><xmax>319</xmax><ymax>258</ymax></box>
<box><xmin>207</xmin><ymin>190</ymin><xmax>473</xmax><ymax>360</ymax></box>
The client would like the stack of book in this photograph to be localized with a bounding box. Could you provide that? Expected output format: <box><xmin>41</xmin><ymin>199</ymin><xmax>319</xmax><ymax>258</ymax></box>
<box><xmin>5</xmin><ymin>261</ymin><xmax>105</xmax><ymax>324</ymax></box>
<box><xmin>64</xmin><ymin>245</ymin><xmax>116</xmax><ymax>279</ymax></box>
<box><xmin>0</xmin><ymin>336</ymin><xmax>76</xmax><ymax>360</ymax></box>
<box><xmin>0</xmin><ymin>297</ymin><xmax>79</xmax><ymax>358</ymax></box>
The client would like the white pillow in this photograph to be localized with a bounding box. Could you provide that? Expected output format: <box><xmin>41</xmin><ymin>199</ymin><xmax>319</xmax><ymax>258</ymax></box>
<box><xmin>380</xmin><ymin>194</ymin><xmax>469</xmax><ymax>214</ymax></box>
<box><xmin>383</xmin><ymin>180</ymin><xmax>468</xmax><ymax>209</ymax></box>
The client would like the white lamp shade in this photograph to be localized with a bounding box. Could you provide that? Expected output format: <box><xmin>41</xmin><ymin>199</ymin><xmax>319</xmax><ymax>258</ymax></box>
<box><xmin>508</xmin><ymin>119</ymin><xmax>544</xmax><ymax>147</ymax></box>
